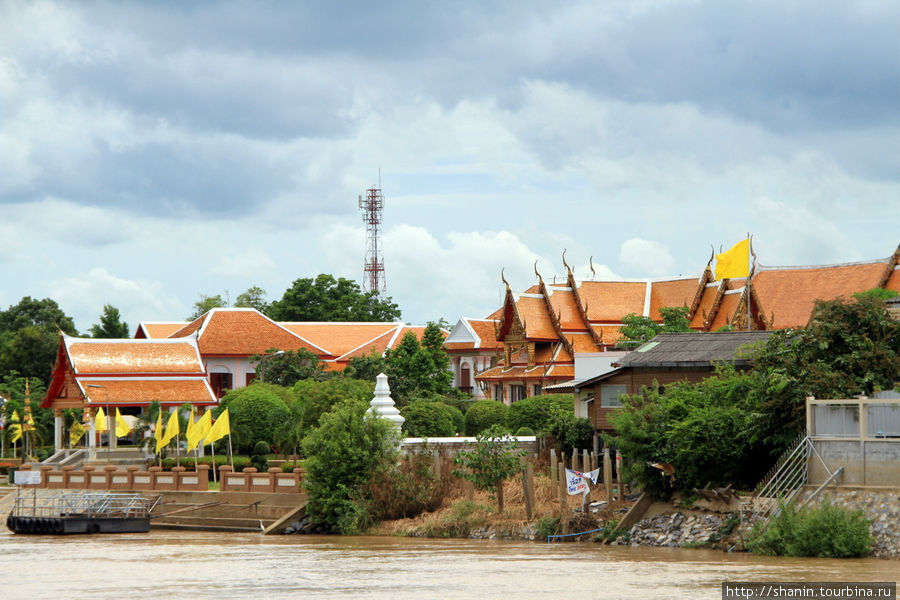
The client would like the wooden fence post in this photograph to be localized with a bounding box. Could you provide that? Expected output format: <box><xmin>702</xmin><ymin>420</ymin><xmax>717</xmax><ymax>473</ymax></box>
<box><xmin>603</xmin><ymin>448</ymin><xmax>612</xmax><ymax>502</ymax></box>
<box><xmin>558</xmin><ymin>462</ymin><xmax>567</xmax><ymax>512</ymax></box>
<box><xmin>433</xmin><ymin>450</ymin><xmax>441</xmax><ymax>480</ymax></box>
<box><xmin>550</xmin><ymin>449</ymin><xmax>557</xmax><ymax>486</ymax></box>
<box><xmin>522</xmin><ymin>468</ymin><xmax>532</xmax><ymax>520</ymax></box>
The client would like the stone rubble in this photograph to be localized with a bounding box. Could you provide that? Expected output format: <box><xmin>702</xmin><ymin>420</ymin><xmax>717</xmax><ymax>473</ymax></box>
<box><xmin>619</xmin><ymin>511</ymin><xmax>737</xmax><ymax>549</ymax></box>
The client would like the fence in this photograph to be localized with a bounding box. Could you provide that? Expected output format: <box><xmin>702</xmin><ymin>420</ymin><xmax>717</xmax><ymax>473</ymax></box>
<box><xmin>14</xmin><ymin>464</ymin><xmax>304</xmax><ymax>493</ymax></box>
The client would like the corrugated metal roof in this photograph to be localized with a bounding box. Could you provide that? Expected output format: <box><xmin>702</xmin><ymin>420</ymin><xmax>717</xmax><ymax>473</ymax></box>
<box><xmin>618</xmin><ymin>331</ymin><xmax>773</xmax><ymax>368</ymax></box>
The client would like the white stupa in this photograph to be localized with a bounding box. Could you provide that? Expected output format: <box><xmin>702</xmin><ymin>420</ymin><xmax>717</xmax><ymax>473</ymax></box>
<box><xmin>367</xmin><ymin>373</ymin><xmax>405</xmax><ymax>432</ymax></box>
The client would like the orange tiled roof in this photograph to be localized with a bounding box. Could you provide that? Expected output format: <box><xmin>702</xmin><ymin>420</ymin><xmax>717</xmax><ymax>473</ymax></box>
<box><xmin>567</xmin><ymin>332</ymin><xmax>602</xmax><ymax>353</ymax></box>
<box><xmin>170</xmin><ymin>308</ymin><xmax>324</xmax><ymax>356</ymax></box>
<box><xmin>545</xmin><ymin>364</ymin><xmax>575</xmax><ymax>378</ymax></box>
<box><xmin>467</xmin><ymin>319</ymin><xmax>502</xmax><ymax>350</ymax></box>
<box><xmin>136</xmin><ymin>322</ymin><xmax>189</xmax><ymax>339</ymax></box>
<box><xmin>548</xmin><ymin>288</ymin><xmax>587</xmax><ymax>331</ymax></box>
<box><xmin>577</xmin><ymin>281</ymin><xmax>648</xmax><ymax>321</ymax></box>
<box><xmin>885</xmin><ymin>267</ymin><xmax>900</xmax><ymax>293</ymax></box>
<box><xmin>65</xmin><ymin>337</ymin><xmax>204</xmax><ymax>375</ymax></box>
<box><xmin>78</xmin><ymin>378</ymin><xmax>217</xmax><ymax>406</ymax></box>
<box><xmin>591</xmin><ymin>324</ymin><xmax>626</xmax><ymax>346</ymax></box>
<box><xmin>648</xmin><ymin>278</ymin><xmax>701</xmax><ymax>320</ymax></box>
<box><xmin>515</xmin><ymin>296</ymin><xmax>557</xmax><ymax>339</ymax></box>
<box><xmin>690</xmin><ymin>284</ymin><xmax>721</xmax><ymax>329</ymax></box>
<box><xmin>753</xmin><ymin>261</ymin><xmax>889</xmax><ymax>329</ymax></box>
<box><xmin>282</xmin><ymin>322</ymin><xmax>399</xmax><ymax>358</ymax></box>
<box><xmin>476</xmin><ymin>365</ymin><xmax>554</xmax><ymax>381</ymax></box>
<box><xmin>710</xmin><ymin>292</ymin><xmax>742</xmax><ymax>331</ymax></box>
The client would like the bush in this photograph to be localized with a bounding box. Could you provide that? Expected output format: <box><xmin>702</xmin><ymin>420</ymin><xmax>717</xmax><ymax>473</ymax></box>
<box><xmin>219</xmin><ymin>383</ymin><xmax>291</xmax><ymax>454</ymax></box>
<box><xmin>401</xmin><ymin>400</ymin><xmax>457</xmax><ymax>437</ymax></box>
<box><xmin>747</xmin><ymin>500</ymin><xmax>872</xmax><ymax>558</ymax></box>
<box><xmin>292</xmin><ymin>377</ymin><xmax>374</xmax><ymax>430</ymax></box>
<box><xmin>252</xmin><ymin>441</ymin><xmax>271</xmax><ymax>455</ymax></box>
<box><xmin>548</xmin><ymin>411</ymin><xmax>593</xmax><ymax>456</ymax></box>
<box><xmin>302</xmin><ymin>398</ymin><xmax>400</xmax><ymax>533</ymax></box>
<box><xmin>360</xmin><ymin>453</ymin><xmax>447</xmax><ymax>522</ymax></box>
<box><xmin>505</xmin><ymin>394</ymin><xmax>573</xmax><ymax>433</ymax></box>
<box><xmin>464</xmin><ymin>400</ymin><xmax>508</xmax><ymax>435</ymax></box>
<box><xmin>515</xmin><ymin>426</ymin><xmax>535</xmax><ymax>436</ymax></box>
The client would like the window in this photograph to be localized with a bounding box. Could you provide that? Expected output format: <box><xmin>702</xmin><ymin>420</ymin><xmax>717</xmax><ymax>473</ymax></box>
<box><xmin>510</xmin><ymin>385</ymin><xmax>526</xmax><ymax>403</ymax></box>
<box><xmin>209</xmin><ymin>372</ymin><xmax>233</xmax><ymax>399</ymax></box>
<box><xmin>245</xmin><ymin>372</ymin><xmax>257</xmax><ymax>386</ymax></box>
<box><xmin>600</xmin><ymin>384</ymin><xmax>627</xmax><ymax>408</ymax></box>
<box><xmin>532</xmin><ymin>384</ymin><xmax>542</xmax><ymax>397</ymax></box>
<box><xmin>494</xmin><ymin>385</ymin><xmax>503</xmax><ymax>401</ymax></box>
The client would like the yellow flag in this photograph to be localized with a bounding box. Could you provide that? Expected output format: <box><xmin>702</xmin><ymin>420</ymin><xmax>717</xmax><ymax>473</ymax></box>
<box><xmin>95</xmin><ymin>407</ymin><xmax>108</xmax><ymax>433</ymax></box>
<box><xmin>115</xmin><ymin>408</ymin><xmax>131</xmax><ymax>438</ymax></box>
<box><xmin>154</xmin><ymin>411</ymin><xmax>164</xmax><ymax>453</ymax></box>
<box><xmin>69</xmin><ymin>420</ymin><xmax>86</xmax><ymax>446</ymax></box>
<box><xmin>205</xmin><ymin>409</ymin><xmax>230</xmax><ymax>445</ymax></box>
<box><xmin>715</xmin><ymin>238</ymin><xmax>750</xmax><ymax>280</ymax></box>
<box><xmin>185</xmin><ymin>407</ymin><xmax>196</xmax><ymax>446</ymax></box>
<box><xmin>187</xmin><ymin>410</ymin><xmax>212</xmax><ymax>450</ymax></box>
<box><xmin>10</xmin><ymin>410</ymin><xmax>21</xmax><ymax>443</ymax></box>
<box><xmin>161</xmin><ymin>410</ymin><xmax>180</xmax><ymax>447</ymax></box>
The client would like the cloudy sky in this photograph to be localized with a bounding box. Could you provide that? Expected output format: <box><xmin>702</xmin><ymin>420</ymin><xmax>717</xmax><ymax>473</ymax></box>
<box><xmin>1</xmin><ymin>1</ymin><xmax>898</xmax><ymax>333</ymax></box>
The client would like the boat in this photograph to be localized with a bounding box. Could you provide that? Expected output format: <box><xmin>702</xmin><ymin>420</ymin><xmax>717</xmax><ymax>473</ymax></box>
<box><xmin>6</xmin><ymin>490</ymin><xmax>155</xmax><ymax>535</ymax></box>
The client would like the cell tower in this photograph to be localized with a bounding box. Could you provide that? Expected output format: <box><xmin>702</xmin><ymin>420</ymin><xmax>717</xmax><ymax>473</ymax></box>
<box><xmin>359</xmin><ymin>180</ymin><xmax>385</xmax><ymax>295</ymax></box>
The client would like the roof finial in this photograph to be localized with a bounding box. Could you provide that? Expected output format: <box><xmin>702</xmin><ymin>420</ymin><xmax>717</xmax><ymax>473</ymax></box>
<box><xmin>501</xmin><ymin>268</ymin><xmax>510</xmax><ymax>290</ymax></box>
<box><xmin>562</xmin><ymin>248</ymin><xmax>572</xmax><ymax>275</ymax></box>
<box><xmin>534</xmin><ymin>260</ymin><xmax>541</xmax><ymax>280</ymax></box>
<box><xmin>589</xmin><ymin>255</ymin><xmax>596</xmax><ymax>279</ymax></box>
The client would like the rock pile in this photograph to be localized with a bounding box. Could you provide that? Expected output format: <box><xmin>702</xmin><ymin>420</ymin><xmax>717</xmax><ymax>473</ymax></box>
<box><xmin>618</xmin><ymin>511</ymin><xmax>737</xmax><ymax>548</ymax></box>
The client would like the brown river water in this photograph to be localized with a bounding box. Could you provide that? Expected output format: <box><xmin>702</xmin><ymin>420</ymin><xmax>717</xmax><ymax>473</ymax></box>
<box><xmin>0</xmin><ymin>529</ymin><xmax>897</xmax><ymax>600</ymax></box>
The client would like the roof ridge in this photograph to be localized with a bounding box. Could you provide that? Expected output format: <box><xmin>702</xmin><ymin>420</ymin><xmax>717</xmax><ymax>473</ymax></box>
<box><xmin>756</xmin><ymin>257</ymin><xmax>891</xmax><ymax>271</ymax></box>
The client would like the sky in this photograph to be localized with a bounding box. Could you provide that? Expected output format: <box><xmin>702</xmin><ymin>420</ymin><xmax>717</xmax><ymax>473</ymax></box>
<box><xmin>1</xmin><ymin>1</ymin><xmax>899</xmax><ymax>334</ymax></box>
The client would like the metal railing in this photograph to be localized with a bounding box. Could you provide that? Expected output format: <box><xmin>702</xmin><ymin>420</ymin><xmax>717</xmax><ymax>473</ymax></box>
<box><xmin>12</xmin><ymin>491</ymin><xmax>152</xmax><ymax>519</ymax></box>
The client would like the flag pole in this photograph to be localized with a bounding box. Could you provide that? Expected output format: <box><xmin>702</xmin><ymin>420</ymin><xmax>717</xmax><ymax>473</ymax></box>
<box><xmin>210</xmin><ymin>441</ymin><xmax>217</xmax><ymax>484</ymax></box>
<box><xmin>227</xmin><ymin>432</ymin><xmax>234</xmax><ymax>469</ymax></box>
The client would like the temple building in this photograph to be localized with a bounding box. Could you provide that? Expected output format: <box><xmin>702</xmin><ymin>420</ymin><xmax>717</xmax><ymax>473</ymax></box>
<box><xmin>447</xmin><ymin>243</ymin><xmax>900</xmax><ymax>403</ymax></box>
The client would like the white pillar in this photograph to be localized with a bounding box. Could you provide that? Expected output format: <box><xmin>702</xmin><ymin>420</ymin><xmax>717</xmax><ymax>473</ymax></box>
<box><xmin>367</xmin><ymin>373</ymin><xmax>405</xmax><ymax>434</ymax></box>
<box><xmin>54</xmin><ymin>413</ymin><xmax>63</xmax><ymax>452</ymax></box>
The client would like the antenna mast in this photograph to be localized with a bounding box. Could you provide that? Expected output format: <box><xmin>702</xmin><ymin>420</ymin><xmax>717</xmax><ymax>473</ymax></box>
<box><xmin>358</xmin><ymin>176</ymin><xmax>386</xmax><ymax>295</ymax></box>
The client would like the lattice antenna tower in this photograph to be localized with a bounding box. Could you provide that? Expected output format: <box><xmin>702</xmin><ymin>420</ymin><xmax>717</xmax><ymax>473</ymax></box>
<box><xmin>358</xmin><ymin>175</ymin><xmax>386</xmax><ymax>295</ymax></box>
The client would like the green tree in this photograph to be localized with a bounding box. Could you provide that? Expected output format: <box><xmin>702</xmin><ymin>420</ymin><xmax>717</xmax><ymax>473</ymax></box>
<box><xmin>269</xmin><ymin>274</ymin><xmax>401</xmax><ymax>322</ymax></box>
<box><xmin>302</xmin><ymin>398</ymin><xmax>400</xmax><ymax>533</ymax></box>
<box><xmin>505</xmin><ymin>394</ymin><xmax>573</xmax><ymax>433</ymax></box>
<box><xmin>254</xmin><ymin>348</ymin><xmax>328</xmax><ymax>386</ymax></box>
<box><xmin>401</xmin><ymin>400</ymin><xmax>458</xmax><ymax>437</ymax></box>
<box><xmin>751</xmin><ymin>295</ymin><xmax>900</xmax><ymax>450</ymax></box>
<box><xmin>219</xmin><ymin>383</ymin><xmax>293</xmax><ymax>453</ymax></box>
<box><xmin>234</xmin><ymin>286</ymin><xmax>270</xmax><ymax>314</ymax></box>
<box><xmin>616</xmin><ymin>305</ymin><xmax>692</xmax><ymax>349</ymax></box>
<box><xmin>292</xmin><ymin>377</ymin><xmax>375</xmax><ymax>431</ymax></box>
<box><xmin>453</xmin><ymin>424</ymin><xmax>526</xmax><ymax>514</ymax></box>
<box><xmin>383</xmin><ymin>323</ymin><xmax>452</xmax><ymax>405</ymax></box>
<box><xmin>0</xmin><ymin>297</ymin><xmax>78</xmax><ymax>384</ymax></box>
<box><xmin>464</xmin><ymin>400</ymin><xmax>508</xmax><ymax>435</ymax></box>
<box><xmin>187</xmin><ymin>294</ymin><xmax>226</xmax><ymax>320</ymax></box>
<box><xmin>89</xmin><ymin>304</ymin><xmax>130</xmax><ymax>338</ymax></box>
<box><xmin>344</xmin><ymin>350</ymin><xmax>388</xmax><ymax>382</ymax></box>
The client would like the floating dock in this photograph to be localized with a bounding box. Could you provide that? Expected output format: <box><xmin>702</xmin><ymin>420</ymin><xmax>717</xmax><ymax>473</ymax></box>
<box><xmin>6</xmin><ymin>490</ymin><xmax>153</xmax><ymax>535</ymax></box>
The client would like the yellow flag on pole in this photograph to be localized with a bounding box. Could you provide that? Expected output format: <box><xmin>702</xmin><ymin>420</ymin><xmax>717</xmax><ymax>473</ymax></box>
<box><xmin>95</xmin><ymin>407</ymin><xmax>108</xmax><ymax>433</ymax></box>
<box><xmin>154</xmin><ymin>411</ymin><xmax>164</xmax><ymax>453</ymax></box>
<box><xmin>115</xmin><ymin>408</ymin><xmax>131</xmax><ymax>438</ymax></box>
<box><xmin>187</xmin><ymin>410</ymin><xmax>212</xmax><ymax>450</ymax></box>
<box><xmin>715</xmin><ymin>238</ymin><xmax>750</xmax><ymax>280</ymax></box>
<box><xmin>10</xmin><ymin>410</ymin><xmax>21</xmax><ymax>443</ymax></box>
<box><xmin>69</xmin><ymin>420</ymin><xmax>86</xmax><ymax>446</ymax></box>
<box><xmin>205</xmin><ymin>409</ymin><xmax>230</xmax><ymax>445</ymax></box>
<box><xmin>161</xmin><ymin>410</ymin><xmax>180</xmax><ymax>447</ymax></box>
<box><xmin>185</xmin><ymin>407</ymin><xmax>196</xmax><ymax>444</ymax></box>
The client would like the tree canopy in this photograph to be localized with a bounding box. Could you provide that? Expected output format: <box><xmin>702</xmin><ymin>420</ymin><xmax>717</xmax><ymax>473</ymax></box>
<box><xmin>382</xmin><ymin>323</ymin><xmax>452</xmax><ymax>405</ymax></box>
<box><xmin>268</xmin><ymin>274</ymin><xmax>401</xmax><ymax>322</ymax></box>
<box><xmin>616</xmin><ymin>305</ymin><xmax>692</xmax><ymax>349</ymax></box>
<box><xmin>90</xmin><ymin>304</ymin><xmax>130</xmax><ymax>338</ymax></box>
<box><xmin>0</xmin><ymin>297</ymin><xmax>77</xmax><ymax>384</ymax></box>
<box><xmin>253</xmin><ymin>348</ymin><xmax>327</xmax><ymax>387</ymax></box>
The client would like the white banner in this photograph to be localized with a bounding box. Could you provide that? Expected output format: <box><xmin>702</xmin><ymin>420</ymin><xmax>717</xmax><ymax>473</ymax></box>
<box><xmin>14</xmin><ymin>470</ymin><xmax>41</xmax><ymax>485</ymax></box>
<box><xmin>565</xmin><ymin>469</ymin><xmax>588</xmax><ymax>496</ymax></box>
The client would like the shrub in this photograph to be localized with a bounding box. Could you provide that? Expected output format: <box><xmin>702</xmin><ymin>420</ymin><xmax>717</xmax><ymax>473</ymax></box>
<box><xmin>547</xmin><ymin>411</ymin><xmax>593</xmax><ymax>456</ymax></box>
<box><xmin>515</xmin><ymin>426</ymin><xmax>535</xmax><ymax>436</ymax></box>
<box><xmin>219</xmin><ymin>384</ymin><xmax>291</xmax><ymax>454</ymax></box>
<box><xmin>747</xmin><ymin>500</ymin><xmax>872</xmax><ymax>558</ymax></box>
<box><xmin>401</xmin><ymin>400</ymin><xmax>457</xmax><ymax>437</ymax></box>
<box><xmin>464</xmin><ymin>400</ymin><xmax>508</xmax><ymax>435</ymax></box>
<box><xmin>453</xmin><ymin>424</ymin><xmax>525</xmax><ymax>514</ymax></box>
<box><xmin>252</xmin><ymin>441</ymin><xmax>271</xmax><ymax>455</ymax></box>
<box><xmin>505</xmin><ymin>394</ymin><xmax>573</xmax><ymax>433</ymax></box>
<box><xmin>292</xmin><ymin>377</ymin><xmax>374</xmax><ymax>430</ymax></box>
<box><xmin>302</xmin><ymin>398</ymin><xmax>400</xmax><ymax>533</ymax></box>
<box><xmin>360</xmin><ymin>453</ymin><xmax>447</xmax><ymax>522</ymax></box>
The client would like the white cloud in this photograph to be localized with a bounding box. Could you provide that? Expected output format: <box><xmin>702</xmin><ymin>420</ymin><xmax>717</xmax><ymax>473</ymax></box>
<box><xmin>619</xmin><ymin>239</ymin><xmax>676</xmax><ymax>277</ymax></box>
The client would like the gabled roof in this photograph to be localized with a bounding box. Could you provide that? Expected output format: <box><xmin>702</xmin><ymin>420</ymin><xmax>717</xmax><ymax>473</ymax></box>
<box><xmin>65</xmin><ymin>336</ymin><xmax>205</xmax><ymax>374</ymax></box>
<box><xmin>42</xmin><ymin>334</ymin><xmax>217</xmax><ymax>408</ymax></box>
<box><xmin>281</xmin><ymin>322</ymin><xmax>400</xmax><ymax>358</ymax></box>
<box><xmin>648</xmin><ymin>278</ymin><xmax>701</xmax><ymax>321</ymax></box>
<box><xmin>169</xmin><ymin>308</ymin><xmax>326</xmax><ymax>356</ymax></box>
<box><xmin>752</xmin><ymin>260</ymin><xmax>891</xmax><ymax>329</ymax></box>
<box><xmin>576</xmin><ymin>281</ymin><xmax>649</xmax><ymax>322</ymax></box>
<box><xmin>444</xmin><ymin>318</ymin><xmax>502</xmax><ymax>352</ymax></box>
<box><xmin>514</xmin><ymin>295</ymin><xmax>558</xmax><ymax>340</ymax></box>
<box><xmin>135</xmin><ymin>322</ymin><xmax>189</xmax><ymax>339</ymax></box>
<box><xmin>617</xmin><ymin>331</ymin><xmax>773</xmax><ymax>368</ymax></box>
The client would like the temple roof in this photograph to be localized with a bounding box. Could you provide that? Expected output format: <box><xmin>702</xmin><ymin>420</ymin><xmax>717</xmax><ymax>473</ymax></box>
<box><xmin>648</xmin><ymin>278</ymin><xmax>700</xmax><ymax>320</ymax></box>
<box><xmin>444</xmin><ymin>318</ymin><xmax>502</xmax><ymax>352</ymax></box>
<box><xmin>135</xmin><ymin>322</ymin><xmax>189</xmax><ymax>339</ymax></box>
<box><xmin>169</xmin><ymin>308</ymin><xmax>326</xmax><ymax>356</ymax></box>
<box><xmin>576</xmin><ymin>281</ymin><xmax>649</xmax><ymax>322</ymax></box>
<box><xmin>65</xmin><ymin>336</ymin><xmax>204</xmax><ymax>375</ymax></box>
<box><xmin>752</xmin><ymin>260</ymin><xmax>891</xmax><ymax>329</ymax></box>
